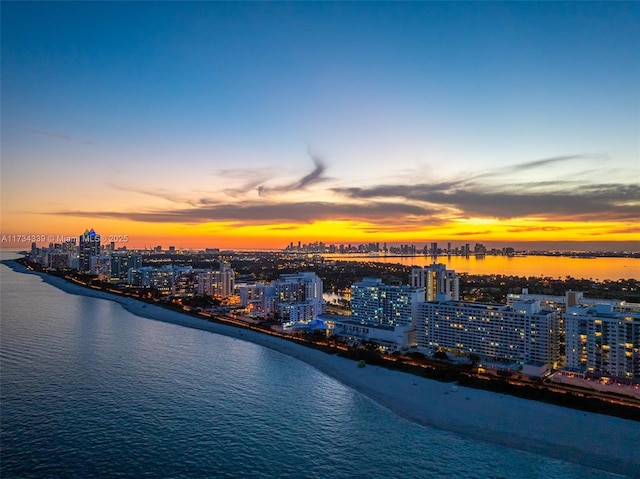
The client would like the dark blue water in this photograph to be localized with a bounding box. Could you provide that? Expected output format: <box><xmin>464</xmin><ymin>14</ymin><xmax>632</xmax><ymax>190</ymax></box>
<box><xmin>0</xmin><ymin>255</ymin><xmax>623</xmax><ymax>478</ymax></box>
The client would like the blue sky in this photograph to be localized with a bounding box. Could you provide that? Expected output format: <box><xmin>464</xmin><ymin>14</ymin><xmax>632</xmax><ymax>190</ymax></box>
<box><xmin>2</xmin><ymin>1</ymin><xmax>638</xmax><ymax>249</ymax></box>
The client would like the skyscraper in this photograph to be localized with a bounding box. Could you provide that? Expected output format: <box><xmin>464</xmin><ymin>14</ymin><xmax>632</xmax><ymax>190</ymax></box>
<box><xmin>110</xmin><ymin>252</ymin><xmax>143</xmax><ymax>282</ymax></box>
<box><xmin>270</xmin><ymin>272</ymin><xmax>324</xmax><ymax>327</ymax></box>
<box><xmin>196</xmin><ymin>263</ymin><xmax>235</xmax><ymax>298</ymax></box>
<box><xmin>351</xmin><ymin>278</ymin><xmax>425</xmax><ymax>328</ymax></box>
<box><xmin>565</xmin><ymin>303</ymin><xmax>639</xmax><ymax>379</ymax></box>
<box><xmin>410</xmin><ymin>264</ymin><xmax>460</xmax><ymax>301</ymax></box>
<box><xmin>78</xmin><ymin>228</ymin><xmax>100</xmax><ymax>273</ymax></box>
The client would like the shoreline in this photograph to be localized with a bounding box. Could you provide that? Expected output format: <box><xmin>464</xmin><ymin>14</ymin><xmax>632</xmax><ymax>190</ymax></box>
<box><xmin>5</xmin><ymin>259</ymin><xmax>640</xmax><ymax>477</ymax></box>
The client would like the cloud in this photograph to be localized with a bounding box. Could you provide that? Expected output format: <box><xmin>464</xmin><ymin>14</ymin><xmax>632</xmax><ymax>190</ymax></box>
<box><xmin>500</xmin><ymin>154</ymin><xmax>588</xmax><ymax>173</ymax></box>
<box><xmin>606</xmin><ymin>227</ymin><xmax>640</xmax><ymax>234</ymax></box>
<box><xmin>466</xmin><ymin>154</ymin><xmax>592</xmax><ymax>182</ymax></box>
<box><xmin>439</xmin><ymin>184</ymin><xmax>639</xmax><ymax>220</ymax></box>
<box><xmin>25</xmin><ymin>127</ymin><xmax>72</xmax><ymax>141</ymax></box>
<box><xmin>214</xmin><ymin>168</ymin><xmax>275</xmax><ymax>198</ymax></box>
<box><xmin>507</xmin><ymin>226</ymin><xmax>563</xmax><ymax>233</ymax></box>
<box><xmin>267</xmin><ymin>225</ymin><xmax>299</xmax><ymax>231</ymax></box>
<box><xmin>49</xmin><ymin>200</ymin><xmax>437</xmax><ymax>225</ymax></box>
<box><xmin>589</xmin><ymin>226</ymin><xmax>640</xmax><ymax>236</ymax></box>
<box><xmin>359</xmin><ymin>222</ymin><xmax>444</xmax><ymax>234</ymax></box>
<box><xmin>335</xmin><ymin>177</ymin><xmax>639</xmax><ymax>222</ymax></box>
<box><xmin>25</xmin><ymin>127</ymin><xmax>97</xmax><ymax>145</ymax></box>
<box><xmin>257</xmin><ymin>153</ymin><xmax>329</xmax><ymax>196</ymax></box>
<box><xmin>212</xmin><ymin>154</ymin><xmax>330</xmax><ymax>199</ymax></box>
<box><xmin>108</xmin><ymin>183</ymin><xmax>202</xmax><ymax>206</ymax></box>
<box><xmin>451</xmin><ymin>230</ymin><xmax>493</xmax><ymax>236</ymax></box>
<box><xmin>222</xmin><ymin>179</ymin><xmax>267</xmax><ymax>198</ymax></box>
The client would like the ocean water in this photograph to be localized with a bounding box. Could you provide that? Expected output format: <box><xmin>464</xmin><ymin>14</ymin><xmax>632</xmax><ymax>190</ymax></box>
<box><xmin>0</xmin><ymin>257</ymin><xmax>625</xmax><ymax>478</ymax></box>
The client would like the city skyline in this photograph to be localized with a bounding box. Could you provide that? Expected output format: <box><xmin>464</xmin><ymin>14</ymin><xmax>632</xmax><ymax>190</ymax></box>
<box><xmin>2</xmin><ymin>2</ymin><xmax>639</xmax><ymax>251</ymax></box>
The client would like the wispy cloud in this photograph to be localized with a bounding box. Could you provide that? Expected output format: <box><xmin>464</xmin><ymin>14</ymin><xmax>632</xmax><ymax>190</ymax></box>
<box><xmin>215</xmin><ymin>167</ymin><xmax>274</xmax><ymax>198</ymax></box>
<box><xmin>49</xmin><ymin>201</ymin><xmax>436</xmax><ymax>225</ymax></box>
<box><xmin>507</xmin><ymin>226</ymin><xmax>563</xmax><ymax>233</ymax></box>
<box><xmin>25</xmin><ymin>127</ymin><xmax>72</xmax><ymax>141</ymax></box>
<box><xmin>590</xmin><ymin>226</ymin><xmax>640</xmax><ymax>236</ymax></box>
<box><xmin>267</xmin><ymin>225</ymin><xmax>299</xmax><ymax>231</ymax></box>
<box><xmin>257</xmin><ymin>152</ymin><xmax>329</xmax><ymax>196</ymax></box>
<box><xmin>498</xmin><ymin>154</ymin><xmax>588</xmax><ymax>173</ymax></box>
<box><xmin>466</xmin><ymin>154</ymin><xmax>592</xmax><ymax>182</ymax></box>
<box><xmin>214</xmin><ymin>153</ymin><xmax>330</xmax><ymax>199</ymax></box>
<box><xmin>451</xmin><ymin>230</ymin><xmax>493</xmax><ymax>236</ymax></box>
<box><xmin>107</xmin><ymin>184</ymin><xmax>203</xmax><ymax>206</ymax></box>
<box><xmin>334</xmin><ymin>154</ymin><xmax>639</xmax><ymax>222</ymax></box>
<box><xmin>25</xmin><ymin>127</ymin><xmax>97</xmax><ymax>145</ymax></box>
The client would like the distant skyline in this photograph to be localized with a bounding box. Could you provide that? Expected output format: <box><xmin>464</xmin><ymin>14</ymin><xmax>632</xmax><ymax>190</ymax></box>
<box><xmin>2</xmin><ymin>2</ymin><xmax>639</xmax><ymax>251</ymax></box>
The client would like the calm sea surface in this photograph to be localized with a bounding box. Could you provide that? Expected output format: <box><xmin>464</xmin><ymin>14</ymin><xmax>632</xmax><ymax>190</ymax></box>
<box><xmin>0</xmin><ymin>254</ymin><xmax>625</xmax><ymax>478</ymax></box>
<box><xmin>324</xmin><ymin>254</ymin><xmax>638</xmax><ymax>281</ymax></box>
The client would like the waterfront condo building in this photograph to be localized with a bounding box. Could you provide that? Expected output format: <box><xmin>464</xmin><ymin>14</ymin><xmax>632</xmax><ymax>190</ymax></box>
<box><xmin>128</xmin><ymin>265</ymin><xmax>191</xmax><ymax>294</ymax></box>
<box><xmin>78</xmin><ymin>228</ymin><xmax>100</xmax><ymax>273</ymax></box>
<box><xmin>334</xmin><ymin>277</ymin><xmax>425</xmax><ymax>350</ymax></box>
<box><xmin>195</xmin><ymin>263</ymin><xmax>235</xmax><ymax>298</ymax></box>
<box><xmin>109</xmin><ymin>253</ymin><xmax>143</xmax><ymax>283</ymax></box>
<box><xmin>565</xmin><ymin>303</ymin><xmax>640</xmax><ymax>380</ymax></box>
<box><xmin>323</xmin><ymin>315</ymin><xmax>415</xmax><ymax>351</ymax></box>
<box><xmin>410</xmin><ymin>264</ymin><xmax>459</xmax><ymax>301</ymax></box>
<box><xmin>238</xmin><ymin>283</ymin><xmax>274</xmax><ymax>314</ymax></box>
<box><xmin>351</xmin><ymin>277</ymin><xmax>425</xmax><ymax>328</ymax></box>
<box><xmin>266</xmin><ymin>272</ymin><xmax>324</xmax><ymax>327</ymax></box>
<box><xmin>89</xmin><ymin>254</ymin><xmax>112</xmax><ymax>279</ymax></box>
<box><xmin>417</xmin><ymin>299</ymin><xmax>560</xmax><ymax>367</ymax></box>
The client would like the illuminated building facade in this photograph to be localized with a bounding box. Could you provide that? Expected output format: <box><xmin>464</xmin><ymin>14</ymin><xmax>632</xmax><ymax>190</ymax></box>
<box><xmin>196</xmin><ymin>263</ymin><xmax>235</xmax><ymax>298</ymax></box>
<box><xmin>418</xmin><ymin>300</ymin><xmax>560</xmax><ymax>366</ymax></box>
<box><xmin>269</xmin><ymin>272</ymin><xmax>325</xmax><ymax>327</ymax></box>
<box><xmin>565</xmin><ymin>303</ymin><xmax>640</xmax><ymax>380</ymax></box>
<box><xmin>351</xmin><ymin>278</ymin><xmax>425</xmax><ymax>328</ymax></box>
<box><xmin>78</xmin><ymin>228</ymin><xmax>100</xmax><ymax>273</ymax></box>
<box><xmin>410</xmin><ymin>264</ymin><xmax>459</xmax><ymax>301</ymax></box>
<box><xmin>110</xmin><ymin>253</ymin><xmax>143</xmax><ymax>283</ymax></box>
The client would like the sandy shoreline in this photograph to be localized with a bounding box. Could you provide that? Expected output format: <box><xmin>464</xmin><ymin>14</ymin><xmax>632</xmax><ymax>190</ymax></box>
<box><xmin>6</xmin><ymin>260</ymin><xmax>640</xmax><ymax>477</ymax></box>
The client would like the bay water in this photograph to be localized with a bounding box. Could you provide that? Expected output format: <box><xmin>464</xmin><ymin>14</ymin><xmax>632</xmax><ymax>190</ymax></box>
<box><xmin>323</xmin><ymin>254</ymin><xmax>638</xmax><ymax>281</ymax></box>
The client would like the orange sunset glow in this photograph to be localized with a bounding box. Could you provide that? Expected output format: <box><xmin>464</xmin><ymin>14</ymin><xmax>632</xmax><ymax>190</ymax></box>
<box><xmin>2</xmin><ymin>198</ymin><xmax>638</xmax><ymax>251</ymax></box>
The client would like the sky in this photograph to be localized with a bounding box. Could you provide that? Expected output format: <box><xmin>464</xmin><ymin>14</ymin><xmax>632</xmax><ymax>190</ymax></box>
<box><xmin>2</xmin><ymin>1</ymin><xmax>639</xmax><ymax>251</ymax></box>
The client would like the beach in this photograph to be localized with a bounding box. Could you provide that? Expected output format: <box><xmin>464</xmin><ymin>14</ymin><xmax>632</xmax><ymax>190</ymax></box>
<box><xmin>7</xmin><ymin>260</ymin><xmax>640</xmax><ymax>478</ymax></box>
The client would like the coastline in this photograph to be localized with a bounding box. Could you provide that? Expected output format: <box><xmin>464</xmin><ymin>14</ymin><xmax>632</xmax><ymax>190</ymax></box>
<box><xmin>5</xmin><ymin>260</ymin><xmax>640</xmax><ymax>478</ymax></box>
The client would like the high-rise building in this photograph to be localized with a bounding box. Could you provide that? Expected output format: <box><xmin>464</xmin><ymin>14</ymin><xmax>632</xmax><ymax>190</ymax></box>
<box><xmin>238</xmin><ymin>283</ymin><xmax>273</xmax><ymax>313</ymax></box>
<box><xmin>48</xmin><ymin>251</ymin><xmax>70</xmax><ymax>270</ymax></box>
<box><xmin>90</xmin><ymin>254</ymin><xmax>111</xmax><ymax>278</ymax></box>
<box><xmin>128</xmin><ymin>265</ymin><xmax>191</xmax><ymax>294</ymax></box>
<box><xmin>110</xmin><ymin>253</ymin><xmax>142</xmax><ymax>282</ymax></box>
<box><xmin>565</xmin><ymin>303</ymin><xmax>640</xmax><ymax>380</ymax></box>
<box><xmin>196</xmin><ymin>263</ymin><xmax>235</xmax><ymax>298</ymax></box>
<box><xmin>410</xmin><ymin>264</ymin><xmax>459</xmax><ymax>301</ymax></box>
<box><xmin>270</xmin><ymin>272</ymin><xmax>324</xmax><ymax>327</ymax></box>
<box><xmin>351</xmin><ymin>278</ymin><xmax>425</xmax><ymax>328</ymax></box>
<box><xmin>78</xmin><ymin>228</ymin><xmax>100</xmax><ymax>273</ymax></box>
<box><xmin>418</xmin><ymin>299</ymin><xmax>560</xmax><ymax>366</ymax></box>
<box><xmin>62</xmin><ymin>238</ymin><xmax>77</xmax><ymax>254</ymax></box>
